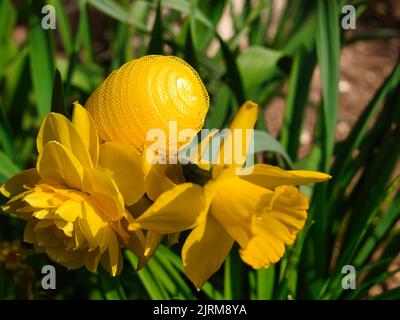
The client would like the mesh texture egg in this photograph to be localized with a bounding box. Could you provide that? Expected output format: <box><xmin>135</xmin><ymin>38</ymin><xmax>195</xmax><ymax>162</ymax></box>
<box><xmin>85</xmin><ymin>55</ymin><xmax>210</xmax><ymax>154</ymax></box>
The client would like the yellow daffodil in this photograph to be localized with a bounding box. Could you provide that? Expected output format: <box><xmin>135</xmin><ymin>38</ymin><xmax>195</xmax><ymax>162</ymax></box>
<box><xmin>138</xmin><ymin>162</ymin><xmax>186</xmax><ymax>268</ymax></box>
<box><xmin>131</xmin><ymin>101</ymin><xmax>331</xmax><ymax>289</ymax></box>
<box><xmin>85</xmin><ymin>55</ymin><xmax>211</xmax><ymax>265</ymax></box>
<box><xmin>1</xmin><ymin>103</ymin><xmax>146</xmax><ymax>276</ymax></box>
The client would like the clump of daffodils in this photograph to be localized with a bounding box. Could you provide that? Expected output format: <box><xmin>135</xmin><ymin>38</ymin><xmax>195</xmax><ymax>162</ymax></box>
<box><xmin>1</xmin><ymin>55</ymin><xmax>331</xmax><ymax>288</ymax></box>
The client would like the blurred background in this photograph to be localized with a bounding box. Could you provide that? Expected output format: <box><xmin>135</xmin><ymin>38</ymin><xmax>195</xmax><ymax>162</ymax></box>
<box><xmin>0</xmin><ymin>0</ymin><xmax>399</xmax><ymax>300</ymax></box>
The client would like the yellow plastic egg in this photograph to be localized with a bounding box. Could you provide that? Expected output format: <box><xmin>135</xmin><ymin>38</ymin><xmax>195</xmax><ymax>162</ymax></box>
<box><xmin>85</xmin><ymin>55</ymin><xmax>210</xmax><ymax>154</ymax></box>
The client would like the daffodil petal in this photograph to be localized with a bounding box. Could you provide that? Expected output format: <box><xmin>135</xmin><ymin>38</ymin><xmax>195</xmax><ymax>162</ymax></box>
<box><xmin>100</xmin><ymin>244</ymin><xmax>123</xmax><ymax>277</ymax></box>
<box><xmin>37</xmin><ymin>141</ymin><xmax>83</xmax><ymax>189</ymax></box>
<box><xmin>137</xmin><ymin>231</ymin><xmax>163</xmax><ymax>271</ymax></box>
<box><xmin>210</xmin><ymin>176</ymin><xmax>273</xmax><ymax>247</ymax></box>
<box><xmin>2</xmin><ymin>191</ymin><xmax>32</xmax><ymax>219</ymax></box>
<box><xmin>72</xmin><ymin>102</ymin><xmax>99</xmax><ymax>166</ymax></box>
<box><xmin>0</xmin><ymin>168</ymin><xmax>40</xmax><ymax>198</ymax></box>
<box><xmin>36</xmin><ymin>228</ymin><xmax>62</xmax><ymax>247</ymax></box>
<box><xmin>82</xmin><ymin>168</ymin><xmax>125</xmax><ymax>221</ymax></box>
<box><xmin>55</xmin><ymin>199</ymin><xmax>82</xmax><ymax>222</ymax></box>
<box><xmin>182</xmin><ymin>215</ymin><xmax>233</xmax><ymax>290</ymax></box>
<box><xmin>105</xmin><ymin>228</ymin><xmax>120</xmax><ymax>276</ymax></box>
<box><xmin>168</xmin><ymin>232</ymin><xmax>180</xmax><ymax>245</ymax></box>
<box><xmin>125</xmin><ymin>228</ymin><xmax>146</xmax><ymax>260</ymax></box>
<box><xmin>79</xmin><ymin>201</ymin><xmax>108</xmax><ymax>251</ymax></box>
<box><xmin>24</xmin><ymin>218</ymin><xmax>37</xmax><ymax>243</ymax></box>
<box><xmin>127</xmin><ymin>196</ymin><xmax>153</xmax><ymax>218</ymax></box>
<box><xmin>144</xmin><ymin>231</ymin><xmax>163</xmax><ymax>258</ymax></box>
<box><xmin>120</xmin><ymin>209</ymin><xmax>147</xmax><ymax>265</ymax></box>
<box><xmin>229</xmin><ymin>101</ymin><xmax>259</xmax><ymax>131</ymax></box>
<box><xmin>144</xmin><ymin>163</ymin><xmax>185</xmax><ymax>201</ymax></box>
<box><xmin>46</xmin><ymin>245</ymin><xmax>82</xmax><ymax>266</ymax></box>
<box><xmin>213</xmin><ymin>101</ymin><xmax>259</xmax><ymax>177</ymax></box>
<box><xmin>241</xmin><ymin>164</ymin><xmax>331</xmax><ymax>189</ymax></box>
<box><xmin>83</xmin><ymin>249</ymin><xmax>102</xmax><ymax>273</ymax></box>
<box><xmin>99</xmin><ymin>142</ymin><xmax>145</xmax><ymax>206</ymax></box>
<box><xmin>239</xmin><ymin>185</ymin><xmax>308</xmax><ymax>269</ymax></box>
<box><xmin>129</xmin><ymin>183</ymin><xmax>205</xmax><ymax>234</ymax></box>
<box><xmin>37</xmin><ymin>112</ymin><xmax>93</xmax><ymax>167</ymax></box>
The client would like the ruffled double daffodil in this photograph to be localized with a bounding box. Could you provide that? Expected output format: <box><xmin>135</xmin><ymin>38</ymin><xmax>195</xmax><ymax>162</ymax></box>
<box><xmin>130</xmin><ymin>101</ymin><xmax>331</xmax><ymax>289</ymax></box>
<box><xmin>1</xmin><ymin>103</ymin><xmax>146</xmax><ymax>276</ymax></box>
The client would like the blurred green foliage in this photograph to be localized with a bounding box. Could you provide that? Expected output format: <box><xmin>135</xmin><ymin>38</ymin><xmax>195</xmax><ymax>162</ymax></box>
<box><xmin>0</xmin><ymin>0</ymin><xmax>399</xmax><ymax>300</ymax></box>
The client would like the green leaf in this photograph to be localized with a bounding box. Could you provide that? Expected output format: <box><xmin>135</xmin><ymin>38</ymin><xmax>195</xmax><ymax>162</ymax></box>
<box><xmin>316</xmin><ymin>0</ymin><xmax>340</xmax><ymax>170</ymax></box>
<box><xmin>278</xmin><ymin>218</ymin><xmax>315</xmax><ymax>299</ymax></box>
<box><xmin>162</xmin><ymin>0</ymin><xmax>214</xmax><ymax>31</ymax></box>
<box><xmin>310</xmin><ymin>0</ymin><xmax>340</xmax><ymax>284</ymax></box>
<box><xmin>192</xmin><ymin>0</ymin><xmax>226</xmax><ymax>51</ymax></box>
<box><xmin>322</xmin><ymin>176</ymin><xmax>400</xmax><ymax>299</ymax></box>
<box><xmin>229</xmin><ymin>0</ymin><xmax>271</xmax><ymax>49</ymax></box>
<box><xmin>217</xmin><ymin>35</ymin><xmax>245</xmax><ymax>104</ymax></box>
<box><xmin>145</xmin><ymin>255</ymin><xmax>179</xmax><ymax>299</ymax></box>
<box><xmin>5</xmin><ymin>50</ymin><xmax>30</xmax><ymax>135</ymax></box>
<box><xmin>251</xmin><ymin>130</ymin><xmax>294</xmax><ymax>168</ymax></box>
<box><xmin>224</xmin><ymin>250</ymin><xmax>245</xmax><ymax>299</ymax></box>
<box><xmin>0</xmin><ymin>150</ymin><xmax>20</xmax><ymax>179</ymax></box>
<box><xmin>147</xmin><ymin>0</ymin><xmax>163</xmax><ymax>55</ymax></box>
<box><xmin>111</xmin><ymin>21</ymin><xmax>129</xmax><ymax>69</ymax></box>
<box><xmin>153</xmin><ymin>249</ymin><xmax>195</xmax><ymax>299</ymax></box>
<box><xmin>330</xmin><ymin>60</ymin><xmax>400</xmax><ymax>193</ymax></box>
<box><xmin>294</xmin><ymin>145</ymin><xmax>322</xmax><ymax>171</ymax></box>
<box><xmin>354</xmin><ymin>195</ymin><xmax>400</xmax><ymax>267</ymax></box>
<box><xmin>280</xmin><ymin>46</ymin><xmax>316</xmax><ymax>161</ymax></box>
<box><xmin>51</xmin><ymin>69</ymin><xmax>67</xmax><ymax>116</ymax></box>
<box><xmin>204</xmin><ymin>84</ymin><xmax>233</xmax><ymax>129</ymax></box>
<box><xmin>87</xmin><ymin>0</ymin><xmax>148</xmax><ymax>32</ymax></box>
<box><xmin>340</xmin><ymin>88</ymin><xmax>400</xmax><ymax>252</ymax></box>
<box><xmin>274</xmin><ymin>0</ymin><xmax>315</xmax><ymax>49</ymax></box>
<box><xmin>0</xmin><ymin>99</ymin><xmax>14</xmax><ymax>156</ymax></box>
<box><xmin>237</xmin><ymin>46</ymin><xmax>284</xmax><ymax>100</ymax></box>
<box><xmin>248</xmin><ymin>0</ymin><xmax>272</xmax><ymax>46</ymax></box>
<box><xmin>56</xmin><ymin>58</ymin><xmax>103</xmax><ymax>95</ymax></box>
<box><xmin>0</xmin><ymin>0</ymin><xmax>14</xmax><ymax>79</ymax></box>
<box><xmin>157</xmin><ymin>245</ymin><xmax>223</xmax><ymax>299</ymax></box>
<box><xmin>29</xmin><ymin>0</ymin><xmax>55</xmax><ymax>122</ymax></box>
<box><xmin>98</xmin><ymin>272</ymin><xmax>127</xmax><ymax>300</ymax></box>
<box><xmin>125</xmin><ymin>250</ymin><xmax>168</xmax><ymax>299</ymax></box>
<box><xmin>51</xmin><ymin>0</ymin><xmax>73</xmax><ymax>54</ymax></box>
<box><xmin>183</xmin><ymin>21</ymin><xmax>199</xmax><ymax>71</ymax></box>
<box><xmin>346</xmin><ymin>265</ymin><xmax>400</xmax><ymax>300</ymax></box>
<box><xmin>80</xmin><ymin>0</ymin><xmax>95</xmax><ymax>63</ymax></box>
<box><xmin>256</xmin><ymin>265</ymin><xmax>275</xmax><ymax>300</ymax></box>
